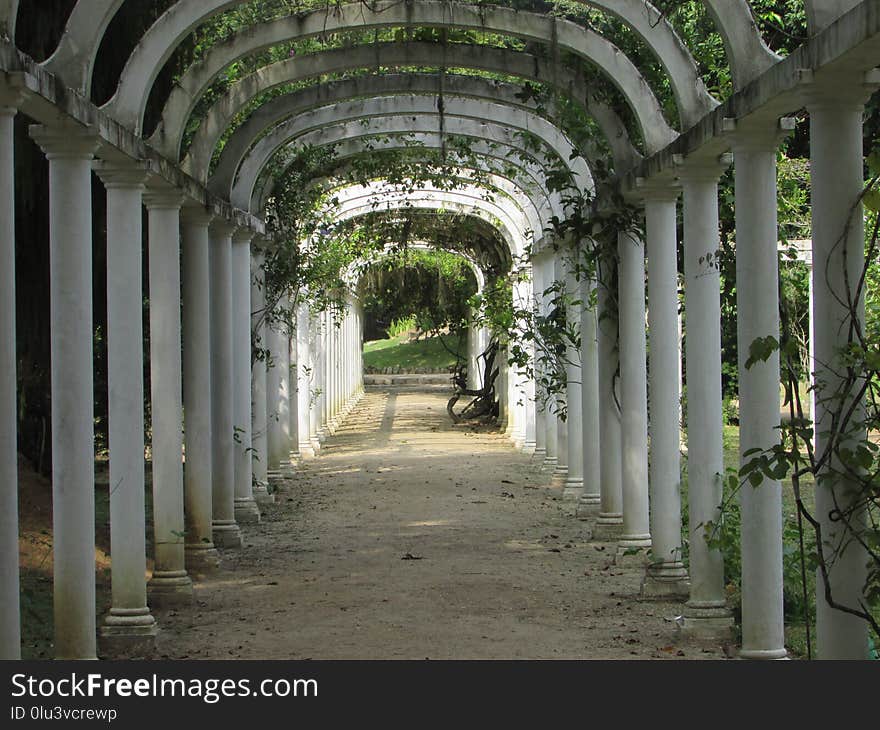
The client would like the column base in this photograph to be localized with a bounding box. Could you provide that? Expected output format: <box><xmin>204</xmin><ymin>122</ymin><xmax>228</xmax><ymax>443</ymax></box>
<box><xmin>591</xmin><ymin>516</ymin><xmax>623</xmax><ymax>541</ymax></box>
<box><xmin>522</xmin><ymin>440</ymin><xmax>537</xmax><ymax>455</ymax></box>
<box><xmin>234</xmin><ymin>497</ymin><xmax>261</xmax><ymax>525</ymax></box>
<box><xmin>212</xmin><ymin>520</ymin><xmax>243</xmax><ymax>549</ymax></box>
<box><xmin>298</xmin><ymin>442</ymin><xmax>316</xmax><ymax>459</ymax></box>
<box><xmin>99</xmin><ymin>610</ymin><xmax>158</xmax><ymax>658</ymax></box>
<box><xmin>677</xmin><ymin>603</ymin><xmax>735</xmax><ymax>640</ymax></box>
<box><xmin>253</xmin><ymin>484</ymin><xmax>275</xmax><ymax>504</ymax></box>
<box><xmin>640</xmin><ymin>565</ymin><xmax>690</xmax><ymax>599</ymax></box>
<box><xmin>739</xmin><ymin>647</ymin><xmax>789</xmax><ymax>660</ymax></box>
<box><xmin>541</xmin><ymin>456</ymin><xmax>558</xmax><ymax>472</ymax></box>
<box><xmin>563</xmin><ymin>479</ymin><xmax>583</xmax><ymax>501</ymax></box>
<box><xmin>532</xmin><ymin>447</ymin><xmax>547</xmax><ymax>462</ymax></box>
<box><xmin>310</xmin><ymin>437</ymin><xmax>321</xmax><ymax>454</ymax></box>
<box><xmin>614</xmin><ymin>543</ymin><xmax>651</xmax><ymax>567</ymax></box>
<box><xmin>575</xmin><ymin>499</ymin><xmax>600</xmax><ymax>521</ymax></box>
<box><xmin>147</xmin><ymin>571</ymin><xmax>194</xmax><ymax>607</ymax></box>
<box><xmin>184</xmin><ymin>543</ymin><xmax>221</xmax><ymax>573</ymax></box>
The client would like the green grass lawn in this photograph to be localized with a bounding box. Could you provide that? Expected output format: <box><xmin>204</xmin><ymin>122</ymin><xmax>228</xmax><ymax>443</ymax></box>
<box><xmin>363</xmin><ymin>332</ymin><xmax>465</xmax><ymax>370</ymax></box>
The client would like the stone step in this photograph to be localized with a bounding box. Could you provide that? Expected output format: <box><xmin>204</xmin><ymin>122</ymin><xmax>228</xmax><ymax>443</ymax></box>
<box><xmin>363</xmin><ymin>373</ymin><xmax>454</xmax><ymax>387</ymax></box>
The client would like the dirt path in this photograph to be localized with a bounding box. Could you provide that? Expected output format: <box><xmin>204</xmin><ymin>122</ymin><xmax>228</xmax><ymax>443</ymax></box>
<box><xmin>154</xmin><ymin>387</ymin><xmax>727</xmax><ymax>660</ymax></box>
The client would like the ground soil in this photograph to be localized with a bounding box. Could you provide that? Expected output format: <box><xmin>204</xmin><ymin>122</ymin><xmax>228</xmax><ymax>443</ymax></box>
<box><xmin>149</xmin><ymin>386</ymin><xmax>729</xmax><ymax>660</ymax></box>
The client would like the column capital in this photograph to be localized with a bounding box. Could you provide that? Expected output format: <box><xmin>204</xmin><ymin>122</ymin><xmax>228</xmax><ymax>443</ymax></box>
<box><xmin>93</xmin><ymin>159</ymin><xmax>150</xmax><ymax>189</ymax></box>
<box><xmin>232</xmin><ymin>227</ymin><xmax>255</xmax><ymax>246</ymax></box>
<box><xmin>143</xmin><ymin>186</ymin><xmax>185</xmax><ymax>210</ymax></box>
<box><xmin>674</xmin><ymin>152</ymin><xmax>733</xmax><ymax>183</ymax></box>
<box><xmin>722</xmin><ymin>116</ymin><xmax>795</xmax><ymax>152</ymax></box>
<box><xmin>208</xmin><ymin>217</ymin><xmax>237</xmax><ymax>239</ymax></box>
<box><xmin>180</xmin><ymin>204</ymin><xmax>214</xmax><ymax>226</ymax></box>
<box><xmin>634</xmin><ymin>175</ymin><xmax>680</xmax><ymax>202</ymax></box>
<box><xmin>797</xmin><ymin>67</ymin><xmax>880</xmax><ymax>111</ymax></box>
<box><xmin>29</xmin><ymin>122</ymin><xmax>100</xmax><ymax>160</ymax></box>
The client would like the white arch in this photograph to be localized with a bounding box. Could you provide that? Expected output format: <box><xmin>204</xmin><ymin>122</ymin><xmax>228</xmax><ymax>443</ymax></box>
<box><xmin>178</xmin><ymin>66</ymin><xmax>638</xmax><ymax>182</ymax></box>
<box><xmin>804</xmin><ymin>0</ymin><xmax>863</xmax><ymax>32</ymax></box>
<box><xmin>102</xmin><ymin>0</ymin><xmax>698</xmax><ymax>136</ymax></box>
<box><xmin>147</xmin><ymin>2</ymin><xmax>707</xmax><ymax>159</ymax></box>
<box><xmin>233</xmin><ymin>110</ymin><xmax>591</xmax><ymax>217</ymax></box>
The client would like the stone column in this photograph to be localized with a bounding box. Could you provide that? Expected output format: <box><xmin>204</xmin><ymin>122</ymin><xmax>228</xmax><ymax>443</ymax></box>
<box><xmin>540</xmin><ymin>255</ymin><xmax>559</xmax><ymax>469</ymax></box>
<box><xmin>209</xmin><ymin>219</ymin><xmax>242</xmax><ymax>549</ymax></box>
<box><xmin>143</xmin><ymin>188</ymin><xmax>193</xmax><ymax>606</ymax></box>
<box><xmin>265</xmin><ymin>311</ymin><xmax>284</xmax><ymax>471</ymax></box>
<box><xmin>563</xmin><ymin>261</ymin><xmax>584</xmax><ymax>498</ymax></box>
<box><xmin>594</xmin><ymin>254</ymin><xmax>624</xmax><ymax>538</ymax></box>
<box><xmin>0</xmin><ymin>92</ymin><xmax>20</xmax><ymax>659</ymax></box>
<box><xmin>180</xmin><ymin>206</ymin><xmax>221</xmax><ymax>573</ymax></box>
<box><xmin>578</xmin><ymin>270</ymin><xmax>602</xmax><ymax>512</ymax></box>
<box><xmin>95</xmin><ymin>162</ymin><xmax>157</xmax><ymax>653</ymax></box>
<box><xmin>250</xmin><ymin>250</ymin><xmax>272</xmax><ymax>503</ymax></box>
<box><xmin>308</xmin><ymin>317</ymin><xmax>322</xmax><ymax>453</ymax></box>
<box><xmin>807</xmin><ymin>72</ymin><xmax>878</xmax><ymax>659</ymax></box>
<box><xmin>617</xmin><ymin>229</ymin><xmax>651</xmax><ymax>557</ymax></box>
<box><xmin>730</xmin><ymin>118</ymin><xmax>793</xmax><ymax>659</ymax></box>
<box><xmin>296</xmin><ymin>303</ymin><xmax>316</xmax><ymax>457</ymax></box>
<box><xmin>531</xmin><ymin>257</ymin><xmax>547</xmax><ymax>460</ymax></box>
<box><xmin>30</xmin><ymin>124</ymin><xmax>100</xmax><ymax>658</ymax></box>
<box><xmin>641</xmin><ymin>187</ymin><xmax>689</xmax><ymax>595</ymax></box>
<box><xmin>677</xmin><ymin>157</ymin><xmax>734</xmax><ymax>633</ymax></box>
<box><xmin>287</xmin><ymin>296</ymin><xmax>300</xmax><ymax>462</ymax></box>
<box><xmin>232</xmin><ymin>229</ymin><xmax>260</xmax><ymax>525</ymax></box>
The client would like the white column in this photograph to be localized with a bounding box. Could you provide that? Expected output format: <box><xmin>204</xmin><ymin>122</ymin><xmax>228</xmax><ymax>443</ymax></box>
<box><xmin>232</xmin><ymin>229</ymin><xmax>260</xmax><ymax>525</ymax></box>
<box><xmin>731</xmin><ymin>120</ymin><xmax>790</xmax><ymax>659</ymax></box>
<box><xmin>595</xmin><ymin>253</ymin><xmax>624</xmax><ymax>537</ymax></box>
<box><xmin>540</xmin><ymin>255</ymin><xmax>559</xmax><ymax>469</ymax></box>
<box><xmin>0</xmin><ymin>95</ymin><xmax>20</xmax><ymax>659</ymax></box>
<box><xmin>578</xmin><ymin>271</ymin><xmax>601</xmax><ymax>511</ymax></box>
<box><xmin>308</xmin><ymin>317</ymin><xmax>322</xmax><ymax>452</ymax></box>
<box><xmin>532</xmin><ymin>258</ymin><xmax>547</xmax><ymax>460</ymax></box>
<box><xmin>180</xmin><ymin>207</ymin><xmax>220</xmax><ymax>572</ymax></box>
<box><xmin>678</xmin><ymin>159</ymin><xmax>734</xmax><ymax>633</ymax></box>
<box><xmin>266</xmin><ymin>310</ymin><xmax>284</xmax><ymax>471</ymax></box>
<box><xmin>30</xmin><ymin>124</ymin><xmax>100</xmax><ymax>659</ymax></box>
<box><xmin>296</xmin><ymin>303</ymin><xmax>316</xmax><ymax>457</ymax></box>
<box><xmin>467</xmin><ymin>308</ymin><xmax>481</xmax><ymax>391</ymax></box>
<box><xmin>96</xmin><ymin>162</ymin><xmax>157</xmax><ymax>651</ymax></box>
<box><xmin>641</xmin><ymin>189</ymin><xmax>689</xmax><ymax>594</ymax></box>
<box><xmin>209</xmin><ymin>220</ymin><xmax>242</xmax><ymax>549</ymax></box>
<box><xmin>563</xmin><ymin>261</ymin><xmax>584</xmax><ymax>498</ymax></box>
<box><xmin>807</xmin><ymin>75</ymin><xmax>876</xmax><ymax>660</ymax></box>
<box><xmin>250</xmin><ymin>249</ymin><xmax>272</xmax><ymax>503</ymax></box>
<box><xmin>143</xmin><ymin>189</ymin><xmax>192</xmax><ymax>605</ymax></box>
<box><xmin>287</xmin><ymin>297</ymin><xmax>300</xmax><ymax>461</ymax></box>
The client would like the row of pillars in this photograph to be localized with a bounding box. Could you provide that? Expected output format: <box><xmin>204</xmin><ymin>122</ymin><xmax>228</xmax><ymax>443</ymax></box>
<box><xmin>0</xmin><ymin>107</ymin><xmax>364</xmax><ymax>658</ymax></box>
<box><xmin>525</xmin><ymin>77</ymin><xmax>875</xmax><ymax>660</ymax></box>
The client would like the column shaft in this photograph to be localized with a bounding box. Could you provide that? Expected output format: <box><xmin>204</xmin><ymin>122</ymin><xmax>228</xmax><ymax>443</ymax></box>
<box><xmin>579</xmin><ymin>272</ymin><xmax>601</xmax><ymax>508</ymax></box>
<box><xmin>145</xmin><ymin>193</ymin><xmax>192</xmax><ymax>604</ymax></box>
<box><xmin>250</xmin><ymin>252</ymin><xmax>271</xmax><ymax>502</ymax></box>
<box><xmin>563</xmin><ymin>263</ymin><xmax>584</xmax><ymax>497</ymax></box>
<box><xmin>98</xmin><ymin>164</ymin><xmax>157</xmax><ymax>649</ymax></box>
<box><xmin>810</xmin><ymin>86</ymin><xmax>873</xmax><ymax>659</ymax></box>
<box><xmin>679</xmin><ymin>167</ymin><xmax>732</xmax><ymax>630</ymax></box>
<box><xmin>181</xmin><ymin>209</ymin><xmax>220</xmax><ymax>571</ymax></box>
<box><xmin>733</xmin><ymin>132</ymin><xmax>787</xmax><ymax>659</ymax></box>
<box><xmin>30</xmin><ymin>124</ymin><xmax>100</xmax><ymax>659</ymax></box>
<box><xmin>617</xmin><ymin>230</ymin><xmax>651</xmax><ymax>550</ymax></box>
<box><xmin>209</xmin><ymin>221</ymin><xmax>241</xmax><ymax>548</ymax></box>
<box><xmin>643</xmin><ymin>193</ymin><xmax>688</xmax><ymax>592</ymax></box>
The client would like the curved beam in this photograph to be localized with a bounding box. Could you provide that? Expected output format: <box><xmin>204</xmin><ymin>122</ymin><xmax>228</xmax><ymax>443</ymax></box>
<box><xmin>348</xmin><ymin>242</ymin><xmax>487</xmax><ymax>291</ymax></box>
<box><xmin>701</xmin><ymin>0</ymin><xmax>780</xmax><ymax>88</ymax></box>
<box><xmin>804</xmin><ymin>0</ymin><xmax>862</xmax><ymax>32</ymax></box>
<box><xmin>227</xmin><ymin>96</ymin><xmax>590</xmax><ymax>207</ymax></box>
<box><xmin>103</xmin><ymin>0</ymin><xmax>694</xmax><ymax>135</ymax></box>
<box><xmin>42</xmin><ymin>0</ymin><xmax>122</xmax><ymax>93</ymax></box>
<box><xmin>206</xmin><ymin>74</ymin><xmax>611</xmax><ymax>196</ymax></box>
<box><xmin>238</xmin><ymin>113</ymin><xmax>585</xmax><ymax>228</ymax></box>
<box><xmin>183</xmin><ymin>44</ymin><xmax>646</xmax><ymax>181</ymax></box>
<box><xmin>0</xmin><ymin>0</ymin><xmax>17</xmax><ymax>39</ymax></box>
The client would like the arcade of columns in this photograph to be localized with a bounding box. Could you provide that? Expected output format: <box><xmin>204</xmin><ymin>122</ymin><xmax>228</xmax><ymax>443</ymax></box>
<box><xmin>1</xmin><ymin>0</ymin><xmax>878</xmax><ymax>660</ymax></box>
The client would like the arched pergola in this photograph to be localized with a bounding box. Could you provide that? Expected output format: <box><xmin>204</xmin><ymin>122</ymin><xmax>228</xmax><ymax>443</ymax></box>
<box><xmin>1</xmin><ymin>0</ymin><xmax>878</xmax><ymax>663</ymax></box>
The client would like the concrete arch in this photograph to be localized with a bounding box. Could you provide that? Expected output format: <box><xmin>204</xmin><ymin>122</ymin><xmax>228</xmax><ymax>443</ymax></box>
<box><xmin>226</xmin><ymin>97</ymin><xmax>591</xmax><ymax>209</ymax></box>
<box><xmin>701</xmin><ymin>0</ymin><xmax>780</xmax><ymax>88</ymax></box>
<box><xmin>231</xmin><ymin>106</ymin><xmax>592</xmax><ymax>213</ymax></box>
<box><xmin>805</xmin><ymin>0</ymin><xmax>862</xmax><ymax>32</ymax></box>
<box><xmin>288</xmin><ymin>132</ymin><xmax>568</xmax><ymax>226</ymax></box>
<box><xmin>328</xmin><ymin>185</ymin><xmax>531</xmax><ymax>258</ymax></box>
<box><xmin>102</xmin><ymin>0</ymin><xmax>699</xmax><ymax>136</ymax></box>
<box><xmin>144</xmin><ymin>1</ymin><xmax>709</xmax><ymax>156</ymax></box>
<box><xmin>346</xmin><ymin>242</ymin><xmax>487</xmax><ymax>292</ymax></box>
<box><xmin>183</xmin><ymin>68</ymin><xmax>638</xmax><ymax>186</ymax></box>
<box><xmin>307</xmin><ymin>170</ymin><xmax>548</xmax><ymax>251</ymax></box>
